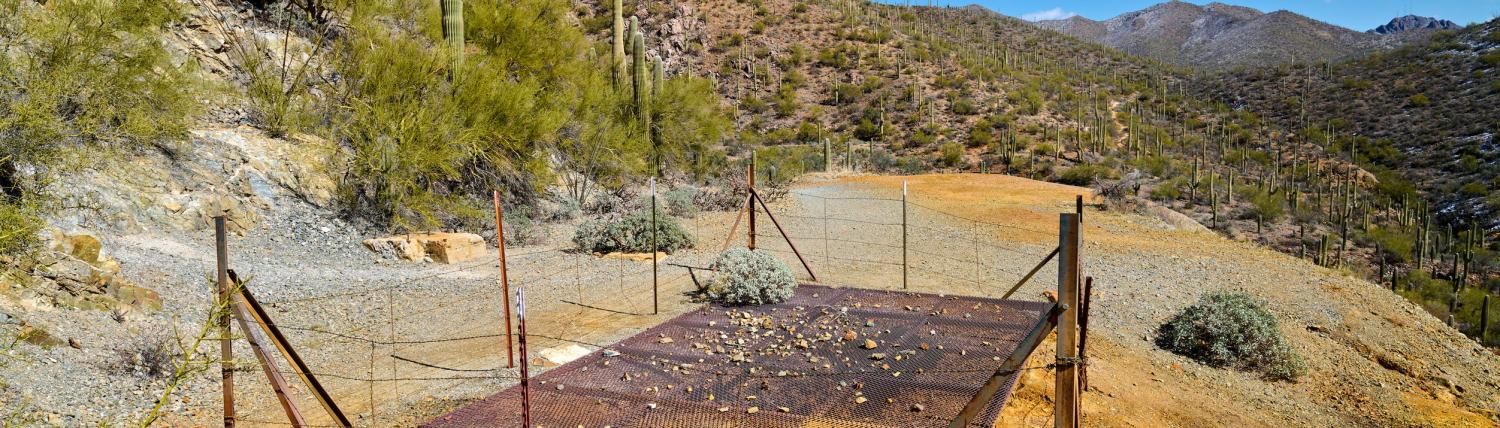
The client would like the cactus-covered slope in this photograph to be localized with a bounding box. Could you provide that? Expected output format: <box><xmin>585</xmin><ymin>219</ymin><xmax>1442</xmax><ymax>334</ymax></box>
<box><xmin>1198</xmin><ymin>19</ymin><xmax>1500</xmax><ymax>233</ymax></box>
<box><xmin>583</xmin><ymin>0</ymin><xmax>1498</xmax><ymax>360</ymax></box>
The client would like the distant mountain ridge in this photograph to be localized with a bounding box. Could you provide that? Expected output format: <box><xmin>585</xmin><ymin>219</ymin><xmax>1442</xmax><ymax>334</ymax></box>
<box><xmin>1032</xmin><ymin>1</ymin><xmax>1412</xmax><ymax>70</ymax></box>
<box><xmin>1369</xmin><ymin>15</ymin><xmax>1461</xmax><ymax>34</ymax></box>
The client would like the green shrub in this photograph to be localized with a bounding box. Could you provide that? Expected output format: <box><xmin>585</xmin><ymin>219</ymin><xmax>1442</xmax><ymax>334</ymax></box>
<box><xmin>663</xmin><ymin>187</ymin><xmax>701</xmax><ymax>218</ymax></box>
<box><xmin>503</xmin><ymin>208</ymin><xmax>547</xmax><ymax>246</ymax></box>
<box><xmin>572</xmin><ymin>207</ymin><xmax>694</xmax><ymax>254</ymax></box>
<box><xmin>1157</xmin><ymin>292</ymin><xmax>1305</xmax><ymax>381</ymax></box>
<box><xmin>1479</xmin><ymin>50</ymin><xmax>1500</xmax><ymax>67</ymax></box>
<box><xmin>950</xmin><ymin>97</ymin><xmax>978</xmax><ymax>115</ymax></box>
<box><xmin>0</xmin><ymin>200</ymin><xmax>44</xmax><ymax>257</ymax></box>
<box><xmin>1150</xmin><ymin>180</ymin><xmax>1182</xmax><ymax>202</ymax></box>
<box><xmin>1247</xmin><ymin>190</ymin><xmax>1285</xmax><ymax>223</ymax></box>
<box><xmin>773</xmin><ymin>84</ymin><xmax>799</xmax><ymax>117</ymax></box>
<box><xmin>705</xmin><ymin>248</ymin><xmax>796</xmax><ymax>305</ymax></box>
<box><xmin>938</xmin><ymin>142</ymin><xmax>964</xmax><ymax>167</ymax></box>
<box><xmin>1058</xmin><ymin>164</ymin><xmax>1111</xmax><ymax>186</ymax></box>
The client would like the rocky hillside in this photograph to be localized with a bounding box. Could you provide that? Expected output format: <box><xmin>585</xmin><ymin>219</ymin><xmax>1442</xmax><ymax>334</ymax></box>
<box><xmin>1371</xmin><ymin>15</ymin><xmax>1463</xmax><ymax>35</ymax></box>
<box><xmin>1197</xmin><ymin>18</ymin><xmax>1500</xmax><ymax>232</ymax></box>
<box><xmin>1034</xmin><ymin>1</ymin><xmax>1407</xmax><ymax>70</ymax></box>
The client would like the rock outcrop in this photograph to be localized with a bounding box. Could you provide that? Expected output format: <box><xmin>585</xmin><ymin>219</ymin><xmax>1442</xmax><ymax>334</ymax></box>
<box><xmin>1369</xmin><ymin>15</ymin><xmax>1461</xmax><ymax>35</ymax></box>
<box><xmin>362</xmin><ymin>232</ymin><xmax>487</xmax><ymax>264</ymax></box>
<box><xmin>0</xmin><ymin>231</ymin><xmax>162</xmax><ymax>316</ymax></box>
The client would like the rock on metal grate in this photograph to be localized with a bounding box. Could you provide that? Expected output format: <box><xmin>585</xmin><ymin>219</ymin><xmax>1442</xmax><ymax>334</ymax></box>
<box><xmin>426</xmin><ymin>285</ymin><xmax>1053</xmax><ymax>427</ymax></box>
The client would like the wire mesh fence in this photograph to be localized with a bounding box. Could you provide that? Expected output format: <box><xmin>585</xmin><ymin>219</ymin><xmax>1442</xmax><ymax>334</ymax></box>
<box><xmin>215</xmin><ymin>180</ymin><xmax>1069</xmax><ymax>427</ymax></box>
<box><xmin>747</xmin><ymin>189</ymin><xmax>1060</xmax><ymax>299</ymax></box>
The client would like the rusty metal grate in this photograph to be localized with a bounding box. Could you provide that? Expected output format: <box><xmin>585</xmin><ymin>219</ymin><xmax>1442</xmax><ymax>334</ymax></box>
<box><xmin>425</xmin><ymin>285</ymin><xmax>1053</xmax><ymax>427</ymax></box>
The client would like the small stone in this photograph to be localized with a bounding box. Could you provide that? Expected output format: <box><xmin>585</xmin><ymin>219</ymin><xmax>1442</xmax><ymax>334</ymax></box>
<box><xmin>647</xmin><ymin>403</ymin><xmax>657</xmax><ymax>410</ymax></box>
<box><xmin>777</xmin><ymin>406</ymin><xmax>790</xmax><ymax>413</ymax></box>
<box><xmin>746</xmin><ymin>406</ymin><xmax>759</xmax><ymax>414</ymax></box>
<box><xmin>869</xmin><ymin>353</ymin><xmax>886</xmax><ymax>361</ymax></box>
<box><xmin>855</xmin><ymin>396</ymin><xmax>868</xmax><ymax>404</ymax></box>
<box><xmin>842</xmin><ymin>330</ymin><xmax>857</xmax><ymax>341</ymax></box>
<box><xmin>911</xmin><ymin>403</ymin><xmax>926</xmax><ymax>412</ymax></box>
<box><xmin>862</xmin><ymin>339</ymin><xmax>877</xmax><ymax>349</ymax></box>
<box><xmin>658</xmin><ymin>337</ymin><xmax>674</xmax><ymax>344</ymax></box>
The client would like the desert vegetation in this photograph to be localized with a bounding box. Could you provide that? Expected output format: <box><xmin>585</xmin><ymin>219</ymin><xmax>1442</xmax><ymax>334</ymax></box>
<box><xmin>1157</xmin><ymin>292</ymin><xmax>1306</xmax><ymax>381</ymax></box>
<box><xmin>704</xmin><ymin>248</ymin><xmax>796</xmax><ymax>305</ymax></box>
<box><xmin>0</xmin><ymin>0</ymin><xmax>195</xmax><ymax>257</ymax></box>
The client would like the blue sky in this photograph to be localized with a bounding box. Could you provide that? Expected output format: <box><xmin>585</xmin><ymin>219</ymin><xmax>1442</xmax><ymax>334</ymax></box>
<box><xmin>895</xmin><ymin>0</ymin><xmax>1500</xmax><ymax>31</ymax></box>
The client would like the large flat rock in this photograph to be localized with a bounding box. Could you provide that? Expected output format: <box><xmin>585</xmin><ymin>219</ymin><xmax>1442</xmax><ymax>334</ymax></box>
<box><xmin>362</xmin><ymin>232</ymin><xmax>486</xmax><ymax>264</ymax></box>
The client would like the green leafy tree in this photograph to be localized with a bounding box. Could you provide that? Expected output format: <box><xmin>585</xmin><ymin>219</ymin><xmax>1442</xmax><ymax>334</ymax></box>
<box><xmin>0</xmin><ymin>0</ymin><xmax>195</xmax><ymax>255</ymax></box>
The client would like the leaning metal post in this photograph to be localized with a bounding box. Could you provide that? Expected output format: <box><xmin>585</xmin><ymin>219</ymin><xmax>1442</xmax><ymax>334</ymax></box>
<box><xmin>494</xmin><ymin>191</ymin><xmax>515</xmax><ymax>369</ymax></box>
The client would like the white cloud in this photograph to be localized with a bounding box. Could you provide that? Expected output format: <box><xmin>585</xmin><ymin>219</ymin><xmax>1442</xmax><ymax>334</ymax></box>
<box><xmin>1022</xmin><ymin>7</ymin><xmax>1078</xmax><ymax>22</ymax></box>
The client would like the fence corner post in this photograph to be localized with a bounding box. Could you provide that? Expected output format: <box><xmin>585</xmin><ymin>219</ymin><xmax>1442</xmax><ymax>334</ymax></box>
<box><xmin>1056</xmin><ymin>212</ymin><xmax>1081</xmax><ymax>428</ymax></box>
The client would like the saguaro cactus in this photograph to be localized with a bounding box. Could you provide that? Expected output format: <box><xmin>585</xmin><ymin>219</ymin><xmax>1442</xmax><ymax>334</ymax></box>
<box><xmin>650</xmin><ymin>57</ymin><xmax>664</xmax><ymax>175</ymax></box>
<box><xmin>441</xmin><ymin>0</ymin><xmax>464</xmax><ymax>70</ymax></box>
<box><xmin>631</xmin><ymin>31</ymin><xmax>647</xmax><ymax>120</ymax></box>
<box><xmin>652</xmin><ymin>57</ymin><xmax>664</xmax><ymax>100</ymax></box>
<box><xmin>612</xmin><ymin>0</ymin><xmax>625</xmax><ymax>87</ymax></box>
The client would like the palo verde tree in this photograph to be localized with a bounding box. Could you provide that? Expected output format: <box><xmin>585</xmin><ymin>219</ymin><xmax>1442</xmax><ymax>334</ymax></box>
<box><xmin>0</xmin><ymin>0</ymin><xmax>195</xmax><ymax>256</ymax></box>
<box><xmin>326</xmin><ymin>0</ymin><xmax>726</xmax><ymax>231</ymax></box>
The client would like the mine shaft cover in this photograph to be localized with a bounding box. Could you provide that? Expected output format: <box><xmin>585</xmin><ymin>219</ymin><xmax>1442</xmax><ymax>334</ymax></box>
<box><xmin>426</xmin><ymin>284</ymin><xmax>1053</xmax><ymax>427</ymax></box>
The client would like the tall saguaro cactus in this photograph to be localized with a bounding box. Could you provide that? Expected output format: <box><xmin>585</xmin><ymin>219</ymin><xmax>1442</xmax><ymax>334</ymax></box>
<box><xmin>611</xmin><ymin>0</ymin><xmax>625</xmax><ymax>87</ymax></box>
<box><xmin>441</xmin><ymin>0</ymin><xmax>464</xmax><ymax>71</ymax></box>
<box><xmin>631</xmin><ymin>30</ymin><xmax>647</xmax><ymax>120</ymax></box>
<box><xmin>650</xmin><ymin>57</ymin><xmax>664</xmax><ymax>174</ymax></box>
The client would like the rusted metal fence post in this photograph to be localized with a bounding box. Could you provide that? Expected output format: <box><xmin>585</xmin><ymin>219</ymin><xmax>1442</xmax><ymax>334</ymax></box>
<box><xmin>232</xmin><ymin>271</ymin><xmax>352</xmax><ymax>427</ymax></box>
<box><xmin>517</xmin><ymin>286</ymin><xmax>532</xmax><ymax>427</ymax></box>
<box><xmin>902</xmin><ymin>180</ymin><xmax>908</xmax><ymax>290</ymax></box>
<box><xmin>214</xmin><ymin>216</ymin><xmax>235</xmax><ymax>428</ymax></box>
<box><xmin>1076</xmin><ymin>194</ymin><xmax>1083</xmax><ymax>224</ymax></box>
<box><xmin>1056</xmin><ymin>213</ymin><xmax>1081</xmax><ymax>428</ymax></box>
<box><xmin>494</xmin><ymin>191</ymin><xmax>514</xmax><ymax>369</ymax></box>
<box><xmin>224</xmin><ymin>271</ymin><xmax>307</xmax><ymax>426</ymax></box>
<box><xmin>650</xmin><ymin>178</ymin><xmax>659</xmax><ymax>315</ymax></box>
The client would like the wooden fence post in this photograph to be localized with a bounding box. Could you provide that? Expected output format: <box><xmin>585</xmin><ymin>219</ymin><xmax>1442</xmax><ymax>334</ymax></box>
<box><xmin>214</xmin><ymin>216</ymin><xmax>235</xmax><ymax>428</ymax></box>
<box><xmin>1056</xmin><ymin>213</ymin><xmax>1081</xmax><ymax>428</ymax></box>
